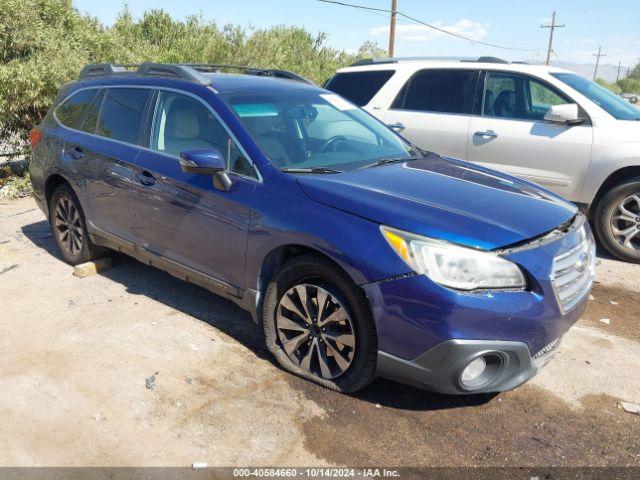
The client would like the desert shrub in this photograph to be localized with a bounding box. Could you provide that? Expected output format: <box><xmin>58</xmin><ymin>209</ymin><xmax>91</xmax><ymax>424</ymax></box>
<box><xmin>0</xmin><ymin>0</ymin><xmax>375</xmax><ymax>141</ymax></box>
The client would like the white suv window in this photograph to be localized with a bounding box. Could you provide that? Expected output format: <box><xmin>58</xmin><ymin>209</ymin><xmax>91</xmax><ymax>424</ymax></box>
<box><xmin>391</xmin><ymin>69</ymin><xmax>478</xmax><ymax>114</ymax></box>
<box><xmin>482</xmin><ymin>72</ymin><xmax>569</xmax><ymax>121</ymax></box>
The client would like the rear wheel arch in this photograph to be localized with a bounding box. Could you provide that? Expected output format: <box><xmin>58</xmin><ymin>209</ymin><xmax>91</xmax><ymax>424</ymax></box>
<box><xmin>44</xmin><ymin>174</ymin><xmax>73</xmax><ymax>211</ymax></box>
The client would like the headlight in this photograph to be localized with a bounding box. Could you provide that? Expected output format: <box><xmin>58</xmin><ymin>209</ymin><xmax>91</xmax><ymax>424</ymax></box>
<box><xmin>381</xmin><ymin>226</ymin><xmax>526</xmax><ymax>290</ymax></box>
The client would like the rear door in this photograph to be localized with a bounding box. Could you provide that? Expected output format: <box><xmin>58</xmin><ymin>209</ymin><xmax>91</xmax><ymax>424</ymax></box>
<box><xmin>466</xmin><ymin>71</ymin><xmax>592</xmax><ymax>200</ymax></box>
<box><xmin>383</xmin><ymin>68</ymin><xmax>479</xmax><ymax>160</ymax></box>
<box><xmin>131</xmin><ymin>89</ymin><xmax>258</xmax><ymax>291</ymax></box>
<box><xmin>56</xmin><ymin>87</ymin><xmax>152</xmax><ymax>242</ymax></box>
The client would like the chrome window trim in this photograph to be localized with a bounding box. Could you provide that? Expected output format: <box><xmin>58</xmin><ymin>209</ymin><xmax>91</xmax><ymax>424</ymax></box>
<box><xmin>52</xmin><ymin>84</ymin><xmax>263</xmax><ymax>183</ymax></box>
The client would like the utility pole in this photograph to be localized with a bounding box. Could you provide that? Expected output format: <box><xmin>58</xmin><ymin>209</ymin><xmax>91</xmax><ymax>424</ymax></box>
<box><xmin>388</xmin><ymin>0</ymin><xmax>397</xmax><ymax>58</ymax></box>
<box><xmin>592</xmin><ymin>46</ymin><xmax>606</xmax><ymax>81</ymax></box>
<box><xmin>541</xmin><ymin>11</ymin><xmax>565</xmax><ymax>66</ymax></box>
<box><xmin>616</xmin><ymin>61</ymin><xmax>622</xmax><ymax>82</ymax></box>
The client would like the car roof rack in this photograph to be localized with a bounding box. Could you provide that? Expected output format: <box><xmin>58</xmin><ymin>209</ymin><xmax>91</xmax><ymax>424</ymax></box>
<box><xmin>349</xmin><ymin>56</ymin><xmax>512</xmax><ymax>67</ymax></box>
<box><xmin>78</xmin><ymin>63</ymin><xmax>313</xmax><ymax>85</ymax></box>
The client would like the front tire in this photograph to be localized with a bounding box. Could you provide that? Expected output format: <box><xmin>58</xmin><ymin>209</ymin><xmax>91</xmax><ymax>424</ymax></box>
<box><xmin>49</xmin><ymin>184</ymin><xmax>102</xmax><ymax>265</ymax></box>
<box><xmin>593</xmin><ymin>177</ymin><xmax>640</xmax><ymax>263</ymax></box>
<box><xmin>262</xmin><ymin>254</ymin><xmax>378</xmax><ymax>392</ymax></box>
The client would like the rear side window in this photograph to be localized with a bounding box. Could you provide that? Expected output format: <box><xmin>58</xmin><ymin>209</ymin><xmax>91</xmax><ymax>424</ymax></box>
<box><xmin>97</xmin><ymin>88</ymin><xmax>151</xmax><ymax>144</ymax></box>
<box><xmin>55</xmin><ymin>89</ymin><xmax>99</xmax><ymax>131</ymax></box>
<box><xmin>391</xmin><ymin>69</ymin><xmax>478</xmax><ymax>114</ymax></box>
<box><xmin>325</xmin><ymin>70</ymin><xmax>395</xmax><ymax>106</ymax></box>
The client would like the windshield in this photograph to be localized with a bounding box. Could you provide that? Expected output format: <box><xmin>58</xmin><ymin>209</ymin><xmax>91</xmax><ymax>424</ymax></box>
<box><xmin>221</xmin><ymin>89</ymin><xmax>418</xmax><ymax>171</ymax></box>
<box><xmin>552</xmin><ymin>72</ymin><xmax>640</xmax><ymax>121</ymax></box>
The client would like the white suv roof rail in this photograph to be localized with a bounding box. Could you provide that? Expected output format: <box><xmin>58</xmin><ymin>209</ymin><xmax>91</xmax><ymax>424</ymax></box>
<box><xmin>349</xmin><ymin>56</ymin><xmax>516</xmax><ymax>67</ymax></box>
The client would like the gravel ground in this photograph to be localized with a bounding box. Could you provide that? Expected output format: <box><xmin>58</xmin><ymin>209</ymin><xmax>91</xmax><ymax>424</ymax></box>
<box><xmin>1</xmin><ymin>197</ymin><xmax>639</xmax><ymax>468</ymax></box>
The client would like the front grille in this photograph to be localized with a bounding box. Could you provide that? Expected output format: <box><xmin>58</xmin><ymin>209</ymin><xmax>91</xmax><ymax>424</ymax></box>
<box><xmin>551</xmin><ymin>226</ymin><xmax>596</xmax><ymax>313</ymax></box>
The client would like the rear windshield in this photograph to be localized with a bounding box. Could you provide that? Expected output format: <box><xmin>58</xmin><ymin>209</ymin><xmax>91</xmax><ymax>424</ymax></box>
<box><xmin>325</xmin><ymin>70</ymin><xmax>395</xmax><ymax>106</ymax></box>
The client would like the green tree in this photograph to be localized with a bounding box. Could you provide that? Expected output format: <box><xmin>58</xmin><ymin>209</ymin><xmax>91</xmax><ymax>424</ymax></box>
<box><xmin>596</xmin><ymin>78</ymin><xmax>622</xmax><ymax>94</ymax></box>
<box><xmin>0</xmin><ymin>0</ymin><xmax>367</xmax><ymax>140</ymax></box>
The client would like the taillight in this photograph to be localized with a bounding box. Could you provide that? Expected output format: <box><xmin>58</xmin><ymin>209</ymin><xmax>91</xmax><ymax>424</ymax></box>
<box><xmin>29</xmin><ymin>128</ymin><xmax>42</xmax><ymax>149</ymax></box>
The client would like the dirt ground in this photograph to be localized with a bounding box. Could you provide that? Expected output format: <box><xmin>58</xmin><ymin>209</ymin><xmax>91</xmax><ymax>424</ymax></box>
<box><xmin>1</xmin><ymin>196</ymin><xmax>639</xmax><ymax>468</ymax></box>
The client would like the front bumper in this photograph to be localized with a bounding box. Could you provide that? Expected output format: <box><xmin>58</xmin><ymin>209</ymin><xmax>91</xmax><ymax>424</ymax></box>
<box><xmin>377</xmin><ymin>337</ymin><xmax>560</xmax><ymax>394</ymax></box>
<box><xmin>364</xmin><ymin>215</ymin><xmax>594</xmax><ymax>394</ymax></box>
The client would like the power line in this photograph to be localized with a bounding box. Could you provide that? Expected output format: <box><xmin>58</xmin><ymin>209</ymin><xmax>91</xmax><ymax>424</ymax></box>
<box><xmin>317</xmin><ymin>0</ymin><xmax>542</xmax><ymax>52</ymax></box>
<box><xmin>552</xmin><ymin>50</ymin><xmax>567</xmax><ymax>70</ymax></box>
<box><xmin>541</xmin><ymin>11</ymin><xmax>565</xmax><ymax>66</ymax></box>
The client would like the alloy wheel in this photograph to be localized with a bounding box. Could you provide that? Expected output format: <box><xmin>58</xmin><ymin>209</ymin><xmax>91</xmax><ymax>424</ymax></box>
<box><xmin>276</xmin><ymin>284</ymin><xmax>356</xmax><ymax>380</ymax></box>
<box><xmin>610</xmin><ymin>193</ymin><xmax>640</xmax><ymax>252</ymax></box>
<box><xmin>53</xmin><ymin>195</ymin><xmax>84</xmax><ymax>257</ymax></box>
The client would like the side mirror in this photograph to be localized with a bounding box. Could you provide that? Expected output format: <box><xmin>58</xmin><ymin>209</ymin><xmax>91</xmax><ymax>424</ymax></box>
<box><xmin>543</xmin><ymin>103</ymin><xmax>584</xmax><ymax>125</ymax></box>
<box><xmin>179</xmin><ymin>148</ymin><xmax>232</xmax><ymax>191</ymax></box>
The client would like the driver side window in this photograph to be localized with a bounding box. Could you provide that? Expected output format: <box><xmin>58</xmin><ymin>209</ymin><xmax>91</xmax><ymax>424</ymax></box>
<box><xmin>482</xmin><ymin>72</ymin><xmax>568</xmax><ymax>121</ymax></box>
<box><xmin>151</xmin><ymin>91</ymin><xmax>258</xmax><ymax>179</ymax></box>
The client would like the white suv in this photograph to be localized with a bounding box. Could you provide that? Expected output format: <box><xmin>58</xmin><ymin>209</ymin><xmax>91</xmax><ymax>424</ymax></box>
<box><xmin>326</xmin><ymin>57</ymin><xmax>640</xmax><ymax>263</ymax></box>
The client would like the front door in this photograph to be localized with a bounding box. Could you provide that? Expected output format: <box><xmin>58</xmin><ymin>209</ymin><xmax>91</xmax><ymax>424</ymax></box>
<box><xmin>383</xmin><ymin>68</ymin><xmax>479</xmax><ymax>160</ymax></box>
<box><xmin>466</xmin><ymin>71</ymin><xmax>593</xmax><ymax>201</ymax></box>
<box><xmin>132</xmin><ymin>89</ymin><xmax>259</xmax><ymax>291</ymax></box>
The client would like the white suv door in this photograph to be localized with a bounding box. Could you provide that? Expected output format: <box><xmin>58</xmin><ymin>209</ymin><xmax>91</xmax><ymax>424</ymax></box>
<box><xmin>383</xmin><ymin>68</ymin><xmax>479</xmax><ymax>160</ymax></box>
<box><xmin>466</xmin><ymin>71</ymin><xmax>593</xmax><ymax>201</ymax></box>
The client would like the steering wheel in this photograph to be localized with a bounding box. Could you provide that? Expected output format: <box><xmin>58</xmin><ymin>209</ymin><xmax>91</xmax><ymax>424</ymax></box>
<box><xmin>319</xmin><ymin>135</ymin><xmax>347</xmax><ymax>153</ymax></box>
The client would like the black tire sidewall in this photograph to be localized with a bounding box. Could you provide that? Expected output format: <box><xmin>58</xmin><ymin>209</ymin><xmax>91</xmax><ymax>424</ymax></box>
<box><xmin>263</xmin><ymin>255</ymin><xmax>377</xmax><ymax>392</ymax></box>
<box><xmin>594</xmin><ymin>178</ymin><xmax>640</xmax><ymax>263</ymax></box>
<box><xmin>49</xmin><ymin>184</ymin><xmax>97</xmax><ymax>265</ymax></box>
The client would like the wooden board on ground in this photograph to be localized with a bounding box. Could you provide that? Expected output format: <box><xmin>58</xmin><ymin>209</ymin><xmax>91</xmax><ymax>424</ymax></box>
<box><xmin>73</xmin><ymin>257</ymin><xmax>112</xmax><ymax>278</ymax></box>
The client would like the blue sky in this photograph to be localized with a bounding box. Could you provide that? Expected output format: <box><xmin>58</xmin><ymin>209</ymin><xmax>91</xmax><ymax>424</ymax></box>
<box><xmin>72</xmin><ymin>0</ymin><xmax>639</xmax><ymax>67</ymax></box>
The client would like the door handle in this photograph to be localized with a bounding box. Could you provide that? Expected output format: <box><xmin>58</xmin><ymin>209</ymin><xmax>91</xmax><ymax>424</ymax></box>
<box><xmin>387</xmin><ymin>122</ymin><xmax>406</xmax><ymax>133</ymax></box>
<box><xmin>69</xmin><ymin>146</ymin><xmax>85</xmax><ymax>159</ymax></box>
<box><xmin>136</xmin><ymin>170</ymin><xmax>156</xmax><ymax>187</ymax></box>
<box><xmin>474</xmin><ymin>130</ymin><xmax>498</xmax><ymax>139</ymax></box>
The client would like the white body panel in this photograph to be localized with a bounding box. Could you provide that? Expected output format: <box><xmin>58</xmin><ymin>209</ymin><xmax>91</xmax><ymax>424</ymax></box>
<box><xmin>338</xmin><ymin>60</ymin><xmax>640</xmax><ymax>206</ymax></box>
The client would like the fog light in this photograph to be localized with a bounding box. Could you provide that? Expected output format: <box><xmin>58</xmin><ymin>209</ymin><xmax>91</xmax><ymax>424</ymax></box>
<box><xmin>459</xmin><ymin>353</ymin><xmax>505</xmax><ymax>390</ymax></box>
<box><xmin>461</xmin><ymin>356</ymin><xmax>487</xmax><ymax>384</ymax></box>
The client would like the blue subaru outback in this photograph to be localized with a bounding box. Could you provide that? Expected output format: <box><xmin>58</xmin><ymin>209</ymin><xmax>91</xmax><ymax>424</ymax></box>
<box><xmin>29</xmin><ymin>63</ymin><xmax>596</xmax><ymax>394</ymax></box>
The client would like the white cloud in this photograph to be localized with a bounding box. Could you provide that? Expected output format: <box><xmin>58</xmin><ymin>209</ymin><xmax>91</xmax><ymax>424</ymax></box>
<box><xmin>370</xmin><ymin>19</ymin><xmax>489</xmax><ymax>43</ymax></box>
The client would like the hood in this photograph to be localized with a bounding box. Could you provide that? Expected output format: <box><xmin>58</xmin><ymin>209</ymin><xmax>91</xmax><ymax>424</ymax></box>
<box><xmin>297</xmin><ymin>153</ymin><xmax>577</xmax><ymax>250</ymax></box>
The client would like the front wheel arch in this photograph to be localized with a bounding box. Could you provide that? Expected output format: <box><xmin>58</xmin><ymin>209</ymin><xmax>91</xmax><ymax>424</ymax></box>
<box><xmin>588</xmin><ymin>166</ymin><xmax>640</xmax><ymax>220</ymax></box>
<box><xmin>592</xmin><ymin>176</ymin><xmax>640</xmax><ymax>263</ymax></box>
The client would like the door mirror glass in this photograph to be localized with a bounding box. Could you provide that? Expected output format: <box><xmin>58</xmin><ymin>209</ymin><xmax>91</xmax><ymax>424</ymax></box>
<box><xmin>543</xmin><ymin>103</ymin><xmax>584</xmax><ymax>125</ymax></box>
<box><xmin>179</xmin><ymin>148</ymin><xmax>226</xmax><ymax>174</ymax></box>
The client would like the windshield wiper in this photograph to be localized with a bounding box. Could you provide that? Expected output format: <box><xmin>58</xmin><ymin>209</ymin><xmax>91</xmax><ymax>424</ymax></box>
<box><xmin>281</xmin><ymin>167</ymin><xmax>343</xmax><ymax>174</ymax></box>
<box><xmin>358</xmin><ymin>156</ymin><xmax>423</xmax><ymax>170</ymax></box>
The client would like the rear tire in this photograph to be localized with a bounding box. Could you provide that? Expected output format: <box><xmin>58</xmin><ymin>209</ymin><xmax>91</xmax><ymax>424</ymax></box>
<box><xmin>593</xmin><ymin>177</ymin><xmax>640</xmax><ymax>263</ymax></box>
<box><xmin>49</xmin><ymin>184</ymin><xmax>102</xmax><ymax>265</ymax></box>
<box><xmin>262</xmin><ymin>254</ymin><xmax>378</xmax><ymax>393</ymax></box>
